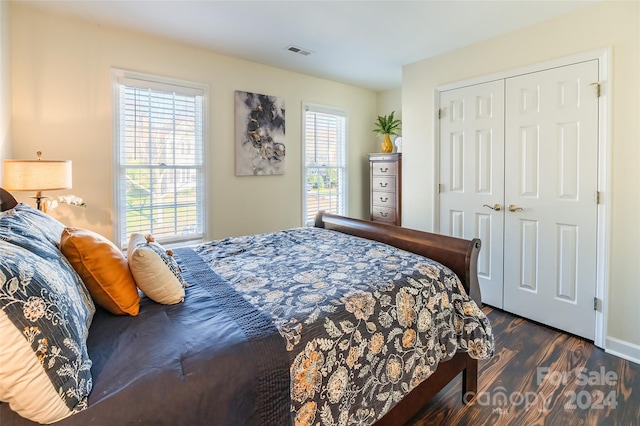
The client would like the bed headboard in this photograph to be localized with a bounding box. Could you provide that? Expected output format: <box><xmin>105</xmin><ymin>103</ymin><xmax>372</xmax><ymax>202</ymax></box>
<box><xmin>314</xmin><ymin>211</ymin><xmax>482</xmax><ymax>306</ymax></box>
<box><xmin>1</xmin><ymin>188</ymin><xmax>18</xmax><ymax>212</ymax></box>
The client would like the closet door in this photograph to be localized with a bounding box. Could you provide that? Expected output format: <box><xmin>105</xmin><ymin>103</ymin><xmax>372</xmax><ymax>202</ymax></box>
<box><xmin>438</xmin><ymin>80</ymin><xmax>505</xmax><ymax>308</ymax></box>
<box><xmin>503</xmin><ymin>60</ymin><xmax>599</xmax><ymax>340</ymax></box>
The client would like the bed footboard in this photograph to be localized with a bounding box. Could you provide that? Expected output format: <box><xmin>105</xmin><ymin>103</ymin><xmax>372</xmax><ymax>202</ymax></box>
<box><xmin>375</xmin><ymin>354</ymin><xmax>478</xmax><ymax>426</ymax></box>
<box><xmin>314</xmin><ymin>211</ymin><xmax>482</xmax><ymax>306</ymax></box>
<box><xmin>314</xmin><ymin>212</ymin><xmax>482</xmax><ymax>424</ymax></box>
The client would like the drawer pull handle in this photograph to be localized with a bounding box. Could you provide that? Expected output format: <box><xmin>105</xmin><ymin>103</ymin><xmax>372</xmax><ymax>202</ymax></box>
<box><xmin>379</xmin><ymin>182</ymin><xmax>388</xmax><ymax>188</ymax></box>
<box><xmin>380</xmin><ymin>167</ymin><xmax>389</xmax><ymax>173</ymax></box>
<box><xmin>380</xmin><ymin>197</ymin><xmax>388</xmax><ymax>202</ymax></box>
<box><xmin>379</xmin><ymin>212</ymin><xmax>389</xmax><ymax>217</ymax></box>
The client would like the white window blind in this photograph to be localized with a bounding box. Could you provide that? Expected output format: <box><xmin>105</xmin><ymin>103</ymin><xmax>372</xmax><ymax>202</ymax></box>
<box><xmin>303</xmin><ymin>104</ymin><xmax>347</xmax><ymax>225</ymax></box>
<box><xmin>113</xmin><ymin>70</ymin><xmax>206</xmax><ymax>247</ymax></box>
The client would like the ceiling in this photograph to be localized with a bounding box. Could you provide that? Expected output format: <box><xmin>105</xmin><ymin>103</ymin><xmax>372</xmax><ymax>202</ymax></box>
<box><xmin>16</xmin><ymin>0</ymin><xmax>599</xmax><ymax>91</ymax></box>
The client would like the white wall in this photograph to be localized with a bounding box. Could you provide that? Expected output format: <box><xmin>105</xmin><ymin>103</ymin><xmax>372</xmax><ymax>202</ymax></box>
<box><xmin>9</xmin><ymin>4</ymin><xmax>377</xmax><ymax>240</ymax></box>
<box><xmin>0</xmin><ymin>0</ymin><xmax>11</xmax><ymax>172</ymax></box>
<box><xmin>402</xmin><ymin>1</ymin><xmax>640</xmax><ymax>358</ymax></box>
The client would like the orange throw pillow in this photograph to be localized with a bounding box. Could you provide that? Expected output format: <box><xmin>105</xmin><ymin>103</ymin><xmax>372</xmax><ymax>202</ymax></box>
<box><xmin>60</xmin><ymin>227</ymin><xmax>140</xmax><ymax>316</ymax></box>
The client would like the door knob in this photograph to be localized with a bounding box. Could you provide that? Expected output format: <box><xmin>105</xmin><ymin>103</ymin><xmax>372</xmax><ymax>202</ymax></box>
<box><xmin>483</xmin><ymin>203</ymin><xmax>502</xmax><ymax>211</ymax></box>
<box><xmin>508</xmin><ymin>204</ymin><xmax>524</xmax><ymax>212</ymax></box>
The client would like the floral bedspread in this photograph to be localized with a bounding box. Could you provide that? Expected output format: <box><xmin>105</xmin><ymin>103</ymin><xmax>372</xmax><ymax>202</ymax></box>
<box><xmin>195</xmin><ymin>227</ymin><xmax>494</xmax><ymax>426</ymax></box>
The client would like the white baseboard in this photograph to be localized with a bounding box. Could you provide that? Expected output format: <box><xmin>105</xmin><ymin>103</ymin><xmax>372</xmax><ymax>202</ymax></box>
<box><xmin>605</xmin><ymin>336</ymin><xmax>640</xmax><ymax>365</ymax></box>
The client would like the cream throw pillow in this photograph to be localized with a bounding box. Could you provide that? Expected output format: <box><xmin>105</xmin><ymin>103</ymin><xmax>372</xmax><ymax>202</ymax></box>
<box><xmin>127</xmin><ymin>233</ymin><xmax>186</xmax><ymax>305</ymax></box>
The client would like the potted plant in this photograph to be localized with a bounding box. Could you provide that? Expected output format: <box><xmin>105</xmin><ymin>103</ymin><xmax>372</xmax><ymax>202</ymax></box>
<box><xmin>373</xmin><ymin>111</ymin><xmax>401</xmax><ymax>153</ymax></box>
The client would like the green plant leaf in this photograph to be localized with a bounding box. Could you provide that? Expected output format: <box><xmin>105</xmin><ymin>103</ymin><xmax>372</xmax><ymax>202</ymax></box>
<box><xmin>372</xmin><ymin>111</ymin><xmax>402</xmax><ymax>136</ymax></box>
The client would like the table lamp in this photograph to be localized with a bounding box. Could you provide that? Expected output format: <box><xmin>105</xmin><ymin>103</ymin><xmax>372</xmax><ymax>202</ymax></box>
<box><xmin>4</xmin><ymin>151</ymin><xmax>72</xmax><ymax>211</ymax></box>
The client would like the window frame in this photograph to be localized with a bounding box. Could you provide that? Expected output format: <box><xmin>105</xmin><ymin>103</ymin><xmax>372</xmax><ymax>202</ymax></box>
<box><xmin>111</xmin><ymin>68</ymin><xmax>209</xmax><ymax>248</ymax></box>
<box><xmin>301</xmin><ymin>102</ymin><xmax>349</xmax><ymax>226</ymax></box>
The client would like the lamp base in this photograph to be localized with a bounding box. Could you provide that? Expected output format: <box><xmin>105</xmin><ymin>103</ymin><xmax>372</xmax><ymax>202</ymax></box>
<box><xmin>29</xmin><ymin>192</ymin><xmax>49</xmax><ymax>212</ymax></box>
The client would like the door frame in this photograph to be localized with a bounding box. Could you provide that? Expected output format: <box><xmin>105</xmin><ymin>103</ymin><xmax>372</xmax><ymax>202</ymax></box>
<box><xmin>433</xmin><ymin>48</ymin><xmax>611</xmax><ymax>348</ymax></box>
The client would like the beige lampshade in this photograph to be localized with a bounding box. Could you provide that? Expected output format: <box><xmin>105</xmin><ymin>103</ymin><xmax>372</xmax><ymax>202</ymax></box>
<box><xmin>4</xmin><ymin>159</ymin><xmax>72</xmax><ymax>191</ymax></box>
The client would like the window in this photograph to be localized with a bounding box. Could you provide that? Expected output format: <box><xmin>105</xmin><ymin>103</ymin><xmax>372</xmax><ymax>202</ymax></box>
<box><xmin>112</xmin><ymin>69</ymin><xmax>207</xmax><ymax>247</ymax></box>
<box><xmin>303</xmin><ymin>103</ymin><xmax>347</xmax><ymax>225</ymax></box>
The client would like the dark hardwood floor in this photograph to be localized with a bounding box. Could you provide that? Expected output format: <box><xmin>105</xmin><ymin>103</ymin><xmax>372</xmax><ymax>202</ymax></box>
<box><xmin>408</xmin><ymin>307</ymin><xmax>640</xmax><ymax>426</ymax></box>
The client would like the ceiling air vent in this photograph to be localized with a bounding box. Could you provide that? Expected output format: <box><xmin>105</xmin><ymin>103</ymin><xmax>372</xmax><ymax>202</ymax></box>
<box><xmin>286</xmin><ymin>45</ymin><xmax>313</xmax><ymax>56</ymax></box>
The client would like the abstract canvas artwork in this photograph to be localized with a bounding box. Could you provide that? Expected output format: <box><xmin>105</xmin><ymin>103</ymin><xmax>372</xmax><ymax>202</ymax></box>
<box><xmin>235</xmin><ymin>91</ymin><xmax>286</xmax><ymax>176</ymax></box>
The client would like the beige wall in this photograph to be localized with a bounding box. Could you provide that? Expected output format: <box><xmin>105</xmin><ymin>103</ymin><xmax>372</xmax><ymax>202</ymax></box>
<box><xmin>402</xmin><ymin>1</ymin><xmax>640</xmax><ymax>355</ymax></box>
<box><xmin>8</xmin><ymin>1</ymin><xmax>638</xmax><ymax>357</ymax></box>
<box><xmin>0</xmin><ymin>0</ymin><xmax>10</xmax><ymax>173</ymax></box>
<box><xmin>377</xmin><ymin>87</ymin><xmax>402</xmax><ymax>119</ymax></box>
<box><xmin>9</xmin><ymin>4</ymin><xmax>377</xmax><ymax>240</ymax></box>
<box><xmin>375</xmin><ymin>88</ymin><xmax>402</xmax><ymax>152</ymax></box>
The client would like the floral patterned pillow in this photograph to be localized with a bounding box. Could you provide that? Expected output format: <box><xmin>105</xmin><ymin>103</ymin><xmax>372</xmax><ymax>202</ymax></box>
<box><xmin>0</xmin><ymin>226</ymin><xmax>95</xmax><ymax>422</ymax></box>
<box><xmin>0</xmin><ymin>203</ymin><xmax>65</xmax><ymax>254</ymax></box>
<box><xmin>0</xmin><ymin>204</ymin><xmax>94</xmax><ymax>329</ymax></box>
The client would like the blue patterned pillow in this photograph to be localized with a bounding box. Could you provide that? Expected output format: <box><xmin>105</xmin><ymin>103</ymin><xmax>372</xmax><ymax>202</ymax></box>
<box><xmin>0</xmin><ymin>226</ymin><xmax>95</xmax><ymax>422</ymax></box>
<box><xmin>0</xmin><ymin>203</ymin><xmax>65</xmax><ymax>255</ymax></box>
<box><xmin>0</xmin><ymin>204</ymin><xmax>94</xmax><ymax>329</ymax></box>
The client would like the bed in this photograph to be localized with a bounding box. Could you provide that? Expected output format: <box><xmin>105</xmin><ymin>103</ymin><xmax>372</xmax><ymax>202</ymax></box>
<box><xmin>0</xmin><ymin>187</ymin><xmax>494</xmax><ymax>425</ymax></box>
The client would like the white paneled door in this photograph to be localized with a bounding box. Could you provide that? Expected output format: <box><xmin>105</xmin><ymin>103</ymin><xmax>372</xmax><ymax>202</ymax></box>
<box><xmin>439</xmin><ymin>80</ymin><xmax>505</xmax><ymax>308</ymax></box>
<box><xmin>503</xmin><ymin>61</ymin><xmax>599</xmax><ymax>340</ymax></box>
<box><xmin>439</xmin><ymin>60</ymin><xmax>599</xmax><ymax>340</ymax></box>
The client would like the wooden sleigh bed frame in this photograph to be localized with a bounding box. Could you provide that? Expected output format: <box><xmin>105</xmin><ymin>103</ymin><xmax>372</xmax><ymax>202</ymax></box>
<box><xmin>0</xmin><ymin>188</ymin><xmax>482</xmax><ymax>425</ymax></box>
<box><xmin>315</xmin><ymin>212</ymin><xmax>481</xmax><ymax>425</ymax></box>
